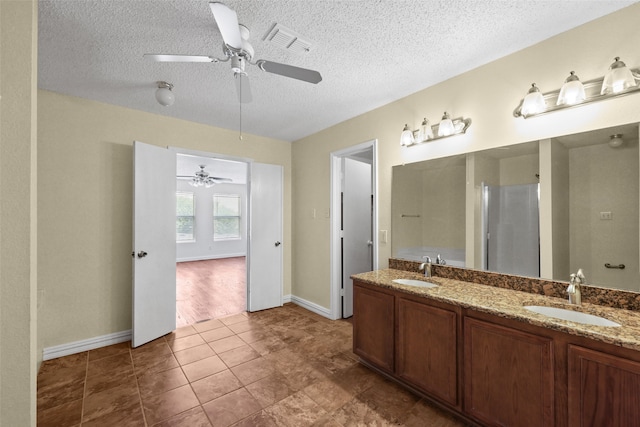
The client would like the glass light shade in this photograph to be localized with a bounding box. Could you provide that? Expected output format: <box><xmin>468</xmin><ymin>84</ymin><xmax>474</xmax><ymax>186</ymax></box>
<box><xmin>155</xmin><ymin>85</ymin><xmax>175</xmax><ymax>106</ymax></box>
<box><xmin>437</xmin><ymin>112</ymin><xmax>455</xmax><ymax>137</ymax></box>
<box><xmin>609</xmin><ymin>134</ymin><xmax>624</xmax><ymax>148</ymax></box>
<box><xmin>521</xmin><ymin>83</ymin><xmax>546</xmax><ymax>116</ymax></box>
<box><xmin>601</xmin><ymin>57</ymin><xmax>637</xmax><ymax>95</ymax></box>
<box><xmin>557</xmin><ymin>72</ymin><xmax>586</xmax><ymax>106</ymax></box>
<box><xmin>421</xmin><ymin>118</ymin><xmax>434</xmax><ymax>141</ymax></box>
<box><xmin>400</xmin><ymin>124</ymin><xmax>415</xmax><ymax>146</ymax></box>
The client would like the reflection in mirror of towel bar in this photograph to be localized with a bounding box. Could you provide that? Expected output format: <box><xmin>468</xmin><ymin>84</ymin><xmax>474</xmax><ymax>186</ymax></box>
<box><xmin>605</xmin><ymin>263</ymin><xmax>625</xmax><ymax>269</ymax></box>
<box><xmin>401</xmin><ymin>214</ymin><xmax>420</xmax><ymax>218</ymax></box>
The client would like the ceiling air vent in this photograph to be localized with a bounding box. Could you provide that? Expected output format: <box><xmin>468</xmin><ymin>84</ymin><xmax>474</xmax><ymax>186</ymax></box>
<box><xmin>264</xmin><ymin>23</ymin><xmax>312</xmax><ymax>55</ymax></box>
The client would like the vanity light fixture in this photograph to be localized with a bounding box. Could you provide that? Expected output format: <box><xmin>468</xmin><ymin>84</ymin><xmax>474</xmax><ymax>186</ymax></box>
<box><xmin>520</xmin><ymin>83</ymin><xmax>546</xmax><ymax>116</ymax></box>
<box><xmin>601</xmin><ymin>57</ymin><xmax>636</xmax><ymax>94</ymax></box>
<box><xmin>155</xmin><ymin>81</ymin><xmax>175</xmax><ymax>106</ymax></box>
<box><xmin>400</xmin><ymin>113</ymin><xmax>472</xmax><ymax>146</ymax></box>
<box><xmin>514</xmin><ymin>56</ymin><xmax>640</xmax><ymax>118</ymax></box>
<box><xmin>557</xmin><ymin>71</ymin><xmax>586</xmax><ymax>106</ymax></box>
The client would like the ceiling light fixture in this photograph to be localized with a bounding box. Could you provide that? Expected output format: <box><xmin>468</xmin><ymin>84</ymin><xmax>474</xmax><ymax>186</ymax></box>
<box><xmin>514</xmin><ymin>56</ymin><xmax>640</xmax><ymax>118</ymax></box>
<box><xmin>189</xmin><ymin>165</ymin><xmax>218</xmax><ymax>188</ymax></box>
<box><xmin>400</xmin><ymin>112</ymin><xmax>472</xmax><ymax>147</ymax></box>
<box><xmin>155</xmin><ymin>81</ymin><xmax>175</xmax><ymax>106</ymax></box>
<box><xmin>608</xmin><ymin>133</ymin><xmax>624</xmax><ymax>148</ymax></box>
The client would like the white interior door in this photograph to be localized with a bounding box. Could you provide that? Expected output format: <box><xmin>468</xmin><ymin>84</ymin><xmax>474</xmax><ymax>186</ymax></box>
<box><xmin>132</xmin><ymin>141</ymin><xmax>176</xmax><ymax>347</ymax></box>
<box><xmin>342</xmin><ymin>157</ymin><xmax>373</xmax><ymax>318</ymax></box>
<box><xmin>248</xmin><ymin>162</ymin><xmax>283</xmax><ymax>312</ymax></box>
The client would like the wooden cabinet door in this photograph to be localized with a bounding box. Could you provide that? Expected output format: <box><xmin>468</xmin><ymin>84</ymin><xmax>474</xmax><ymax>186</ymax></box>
<box><xmin>353</xmin><ymin>282</ymin><xmax>395</xmax><ymax>373</ymax></box>
<box><xmin>397</xmin><ymin>297</ymin><xmax>458</xmax><ymax>405</ymax></box>
<box><xmin>568</xmin><ymin>345</ymin><xmax>640</xmax><ymax>427</ymax></box>
<box><xmin>464</xmin><ymin>317</ymin><xmax>554</xmax><ymax>427</ymax></box>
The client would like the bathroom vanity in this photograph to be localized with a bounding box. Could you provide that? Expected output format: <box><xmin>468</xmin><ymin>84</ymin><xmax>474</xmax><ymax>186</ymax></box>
<box><xmin>352</xmin><ymin>265</ymin><xmax>640</xmax><ymax>427</ymax></box>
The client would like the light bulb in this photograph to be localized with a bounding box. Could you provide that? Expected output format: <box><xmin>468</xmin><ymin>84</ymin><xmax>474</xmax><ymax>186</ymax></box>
<box><xmin>438</xmin><ymin>112</ymin><xmax>455</xmax><ymax>137</ymax></box>
<box><xmin>155</xmin><ymin>82</ymin><xmax>175</xmax><ymax>106</ymax></box>
<box><xmin>557</xmin><ymin>72</ymin><xmax>586</xmax><ymax>106</ymax></box>
<box><xmin>400</xmin><ymin>124</ymin><xmax>415</xmax><ymax>146</ymax></box>
<box><xmin>521</xmin><ymin>83</ymin><xmax>546</xmax><ymax>116</ymax></box>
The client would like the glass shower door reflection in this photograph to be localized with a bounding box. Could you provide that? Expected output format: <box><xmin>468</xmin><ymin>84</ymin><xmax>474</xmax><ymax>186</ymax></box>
<box><xmin>483</xmin><ymin>183</ymin><xmax>540</xmax><ymax>277</ymax></box>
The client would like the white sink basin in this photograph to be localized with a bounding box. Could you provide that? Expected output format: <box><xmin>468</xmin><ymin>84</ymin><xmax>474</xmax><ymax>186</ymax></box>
<box><xmin>393</xmin><ymin>279</ymin><xmax>438</xmax><ymax>288</ymax></box>
<box><xmin>524</xmin><ymin>305</ymin><xmax>621</xmax><ymax>327</ymax></box>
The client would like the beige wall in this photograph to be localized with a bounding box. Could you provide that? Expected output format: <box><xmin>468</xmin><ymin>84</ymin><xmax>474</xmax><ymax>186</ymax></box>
<box><xmin>292</xmin><ymin>3</ymin><xmax>640</xmax><ymax>309</ymax></box>
<box><xmin>569</xmin><ymin>140</ymin><xmax>639</xmax><ymax>291</ymax></box>
<box><xmin>37</xmin><ymin>91</ymin><xmax>292</xmax><ymax>352</ymax></box>
<box><xmin>1</xmin><ymin>0</ymin><xmax>38</xmax><ymax>425</ymax></box>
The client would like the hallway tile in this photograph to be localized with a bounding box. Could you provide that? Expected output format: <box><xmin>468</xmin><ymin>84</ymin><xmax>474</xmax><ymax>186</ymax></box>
<box><xmin>142</xmin><ymin>384</ymin><xmax>200</xmax><ymax>425</ymax></box>
<box><xmin>182</xmin><ymin>355</ymin><xmax>227</xmax><ymax>382</ymax></box>
<box><xmin>201</xmin><ymin>388</ymin><xmax>261</xmax><ymax>427</ymax></box>
<box><xmin>37</xmin><ymin>304</ymin><xmax>467</xmax><ymax>427</ymax></box>
<box><xmin>190</xmin><ymin>369</ymin><xmax>243</xmax><ymax>404</ymax></box>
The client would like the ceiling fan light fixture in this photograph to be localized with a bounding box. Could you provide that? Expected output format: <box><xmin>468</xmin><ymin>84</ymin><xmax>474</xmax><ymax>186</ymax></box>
<box><xmin>155</xmin><ymin>81</ymin><xmax>174</xmax><ymax>106</ymax></box>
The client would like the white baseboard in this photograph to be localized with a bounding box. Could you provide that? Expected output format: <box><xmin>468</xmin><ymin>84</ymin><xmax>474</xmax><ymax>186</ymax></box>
<box><xmin>42</xmin><ymin>295</ymin><xmax>331</xmax><ymax>361</ymax></box>
<box><xmin>176</xmin><ymin>253</ymin><xmax>246</xmax><ymax>263</ymax></box>
<box><xmin>42</xmin><ymin>330</ymin><xmax>132</xmax><ymax>361</ymax></box>
<box><xmin>290</xmin><ymin>295</ymin><xmax>332</xmax><ymax>319</ymax></box>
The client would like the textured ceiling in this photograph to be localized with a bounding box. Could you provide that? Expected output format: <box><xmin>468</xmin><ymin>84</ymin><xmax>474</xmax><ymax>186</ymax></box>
<box><xmin>38</xmin><ymin>0</ymin><xmax>637</xmax><ymax>142</ymax></box>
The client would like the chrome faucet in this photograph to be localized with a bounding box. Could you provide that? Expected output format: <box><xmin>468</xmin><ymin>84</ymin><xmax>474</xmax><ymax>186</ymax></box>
<box><xmin>436</xmin><ymin>254</ymin><xmax>446</xmax><ymax>265</ymax></box>
<box><xmin>567</xmin><ymin>268</ymin><xmax>584</xmax><ymax>305</ymax></box>
<box><xmin>420</xmin><ymin>256</ymin><xmax>432</xmax><ymax>277</ymax></box>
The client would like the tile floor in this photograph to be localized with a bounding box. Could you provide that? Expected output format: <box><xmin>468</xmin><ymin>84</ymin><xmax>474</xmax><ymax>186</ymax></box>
<box><xmin>37</xmin><ymin>304</ymin><xmax>467</xmax><ymax>426</ymax></box>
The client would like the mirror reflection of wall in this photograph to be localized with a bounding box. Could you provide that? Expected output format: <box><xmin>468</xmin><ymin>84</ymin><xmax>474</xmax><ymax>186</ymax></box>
<box><xmin>391</xmin><ymin>123</ymin><xmax>640</xmax><ymax>292</ymax></box>
<box><xmin>557</xmin><ymin>131</ymin><xmax>639</xmax><ymax>291</ymax></box>
<box><xmin>391</xmin><ymin>155</ymin><xmax>466</xmax><ymax>266</ymax></box>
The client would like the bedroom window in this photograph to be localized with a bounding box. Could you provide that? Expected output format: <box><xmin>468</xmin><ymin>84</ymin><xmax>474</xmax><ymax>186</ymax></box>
<box><xmin>213</xmin><ymin>194</ymin><xmax>241</xmax><ymax>240</ymax></box>
<box><xmin>176</xmin><ymin>191</ymin><xmax>195</xmax><ymax>241</ymax></box>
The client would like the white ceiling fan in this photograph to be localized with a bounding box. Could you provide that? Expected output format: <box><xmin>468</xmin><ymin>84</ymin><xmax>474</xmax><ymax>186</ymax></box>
<box><xmin>177</xmin><ymin>165</ymin><xmax>233</xmax><ymax>188</ymax></box>
<box><xmin>144</xmin><ymin>1</ymin><xmax>323</xmax><ymax>104</ymax></box>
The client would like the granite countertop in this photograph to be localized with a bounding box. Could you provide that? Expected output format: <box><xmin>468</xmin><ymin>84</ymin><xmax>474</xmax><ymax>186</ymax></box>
<box><xmin>352</xmin><ymin>269</ymin><xmax>640</xmax><ymax>352</ymax></box>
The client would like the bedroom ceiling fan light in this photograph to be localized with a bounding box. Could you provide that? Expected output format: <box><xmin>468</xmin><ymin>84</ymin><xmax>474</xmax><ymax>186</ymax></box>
<box><xmin>155</xmin><ymin>81</ymin><xmax>174</xmax><ymax>106</ymax></box>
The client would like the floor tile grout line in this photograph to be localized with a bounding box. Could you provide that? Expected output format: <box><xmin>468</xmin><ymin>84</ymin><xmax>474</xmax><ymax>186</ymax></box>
<box><xmin>130</xmin><ymin>346</ymin><xmax>150</xmax><ymax>427</ymax></box>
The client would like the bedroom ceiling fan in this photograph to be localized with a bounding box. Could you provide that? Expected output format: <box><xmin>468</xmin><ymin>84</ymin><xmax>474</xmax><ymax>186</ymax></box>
<box><xmin>177</xmin><ymin>165</ymin><xmax>233</xmax><ymax>188</ymax></box>
<box><xmin>144</xmin><ymin>1</ymin><xmax>323</xmax><ymax>104</ymax></box>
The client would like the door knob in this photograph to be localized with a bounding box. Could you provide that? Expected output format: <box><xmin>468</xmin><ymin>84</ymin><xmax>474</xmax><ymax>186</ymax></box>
<box><xmin>275</xmin><ymin>241</ymin><xmax>281</xmax><ymax>247</ymax></box>
<box><xmin>137</xmin><ymin>251</ymin><xmax>148</xmax><ymax>258</ymax></box>
<box><xmin>367</xmin><ymin>240</ymin><xmax>373</xmax><ymax>246</ymax></box>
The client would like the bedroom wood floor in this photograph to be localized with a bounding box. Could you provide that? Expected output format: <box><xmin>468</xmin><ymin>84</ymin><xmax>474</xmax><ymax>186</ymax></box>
<box><xmin>176</xmin><ymin>257</ymin><xmax>246</xmax><ymax>328</ymax></box>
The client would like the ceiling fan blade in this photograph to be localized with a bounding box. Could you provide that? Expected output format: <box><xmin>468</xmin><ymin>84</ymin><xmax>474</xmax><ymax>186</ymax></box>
<box><xmin>234</xmin><ymin>73</ymin><xmax>253</xmax><ymax>103</ymax></box>
<box><xmin>209</xmin><ymin>2</ymin><xmax>242</xmax><ymax>50</ymax></box>
<box><xmin>144</xmin><ymin>54</ymin><xmax>217</xmax><ymax>63</ymax></box>
<box><xmin>211</xmin><ymin>177</ymin><xmax>233</xmax><ymax>183</ymax></box>
<box><xmin>257</xmin><ymin>60</ymin><xmax>322</xmax><ymax>84</ymax></box>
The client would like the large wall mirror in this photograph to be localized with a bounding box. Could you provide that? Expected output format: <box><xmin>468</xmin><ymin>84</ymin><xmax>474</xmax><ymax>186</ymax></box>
<box><xmin>392</xmin><ymin>123</ymin><xmax>639</xmax><ymax>292</ymax></box>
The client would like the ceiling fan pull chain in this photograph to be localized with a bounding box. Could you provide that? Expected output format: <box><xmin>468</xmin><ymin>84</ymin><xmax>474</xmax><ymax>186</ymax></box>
<box><xmin>239</xmin><ymin>79</ymin><xmax>243</xmax><ymax>141</ymax></box>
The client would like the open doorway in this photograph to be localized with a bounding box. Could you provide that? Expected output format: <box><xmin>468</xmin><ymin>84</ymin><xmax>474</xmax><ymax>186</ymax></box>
<box><xmin>175</xmin><ymin>153</ymin><xmax>248</xmax><ymax>327</ymax></box>
<box><xmin>330</xmin><ymin>140</ymin><xmax>378</xmax><ymax>319</ymax></box>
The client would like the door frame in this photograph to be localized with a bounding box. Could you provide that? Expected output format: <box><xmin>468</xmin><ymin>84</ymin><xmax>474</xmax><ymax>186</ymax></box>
<box><xmin>329</xmin><ymin>140</ymin><xmax>378</xmax><ymax>320</ymax></box>
<box><xmin>170</xmin><ymin>146</ymin><xmax>254</xmax><ymax>311</ymax></box>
